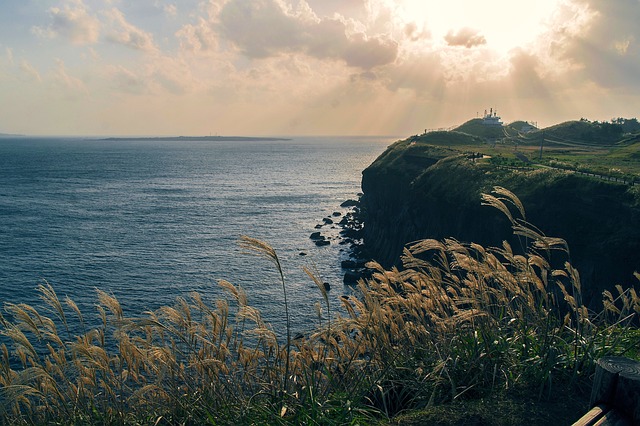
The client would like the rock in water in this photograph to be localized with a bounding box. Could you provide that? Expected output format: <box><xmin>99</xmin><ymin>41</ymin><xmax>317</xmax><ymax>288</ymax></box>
<box><xmin>343</xmin><ymin>270</ymin><xmax>360</xmax><ymax>285</ymax></box>
<box><xmin>340</xmin><ymin>199</ymin><xmax>359</xmax><ymax>208</ymax></box>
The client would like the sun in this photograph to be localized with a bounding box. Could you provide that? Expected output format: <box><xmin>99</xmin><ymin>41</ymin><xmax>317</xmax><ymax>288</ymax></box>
<box><xmin>399</xmin><ymin>0</ymin><xmax>561</xmax><ymax>54</ymax></box>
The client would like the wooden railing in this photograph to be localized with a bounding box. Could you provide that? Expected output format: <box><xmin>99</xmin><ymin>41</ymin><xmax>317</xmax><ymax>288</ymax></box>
<box><xmin>573</xmin><ymin>357</ymin><xmax>640</xmax><ymax>425</ymax></box>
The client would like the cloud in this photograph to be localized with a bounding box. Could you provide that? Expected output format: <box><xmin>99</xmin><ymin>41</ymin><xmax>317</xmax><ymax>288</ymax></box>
<box><xmin>176</xmin><ymin>18</ymin><xmax>218</xmax><ymax>54</ymax></box>
<box><xmin>106</xmin><ymin>55</ymin><xmax>199</xmax><ymax>97</ymax></box>
<box><xmin>545</xmin><ymin>0</ymin><xmax>640</xmax><ymax>90</ymax></box>
<box><xmin>507</xmin><ymin>49</ymin><xmax>550</xmax><ymax>99</ymax></box>
<box><xmin>342</xmin><ymin>33</ymin><xmax>398</xmax><ymax>69</ymax></box>
<box><xmin>0</xmin><ymin>50</ymin><xmax>41</xmax><ymax>84</ymax></box>
<box><xmin>151</xmin><ymin>63</ymin><xmax>191</xmax><ymax>95</ymax></box>
<box><xmin>216</xmin><ymin>0</ymin><xmax>398</xmax><ymax>69</ymax></box>
<box><xmin>404</xmin><ymin>22</ymin><xmax>430</xmax><ymax>42</ymax></box>
<box><xmin>20</xmin><ymin>60</ymin><xmax>42</xmax><ymax>83</ymax></box>
<box><xmin>164</xmin><ymin>4</ymin><xmax>177</xmax><ymax>17</ymax></box>
<box><xmin>0</xmin><ymin>49</ymin><xmax>14</xmax><ymax>81</ymax></box>
<box><xmin>380</xmin><ymin>51</ymin><xmax>446</xmax><ymax>99</ymax></box>
<box><xmin>7</xmin><ymin>0</ymin><xmax>640</xmax><ymax>136</ymax></box>
<box><xmin>32</xmin><ymin>0</ymin><xmax>100</xmax><ymax>44</ymax></box>
<box><xmin>107</xmin><ymin>65</ymin><xmax>148</xmax><ymax>94</ymax></box>
<box><xmin>217</xmin><ymin>0</ymin><xmax>303</xmax><ymax>58</ymax></box>
<box><xmin>104</xmin><ymin>8</ymin><xmax>158</xmax><ymax>52</ymax></box>
<box><xmin>444</xmin><ymin>27</ymin><xmax>487</xmax><ymax>48</ymax></box>
<box><xmin>305</xmin><ymin>0</ymin><xmax>368</xmax><ymax>19</ymax></box>
<box><xmin>5</xmin><ymin>48</ymin><xmax>14</xmax><ymax>66</ymax></box>
<box><xmin>52</xmin><ymin>58</ymin><xmax>87</xmax><ymax>94</ymax></box>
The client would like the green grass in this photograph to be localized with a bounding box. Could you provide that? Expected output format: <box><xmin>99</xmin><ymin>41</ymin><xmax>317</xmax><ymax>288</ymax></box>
<box><xmin>408</xmin><ymin>122</ymin><xmax>640</xmax><ymax>178</ymax></box>
<box><xmin>454</xmin><ymin>119</ymin><xmax>507</xmax><ymax>139</ymax></box>
<box><xmin>1</xmin><ymin>188</ymin><xmax>639</xmax><ymax>425</ymax></box>
<box><xmin>531</xmin><ymin>120</ymin><xmax>624</xmax><ymax>145</ymax></box>
<box><xmin>382</xmin><ymin>383</ymin><xmax>590</xmax><ymax>425</ymax></box>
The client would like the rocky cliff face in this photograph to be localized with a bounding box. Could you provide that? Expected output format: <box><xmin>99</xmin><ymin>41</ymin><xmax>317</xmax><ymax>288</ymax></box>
<box><xmin>359</xmin><ymin>135</ymin><xmax>640</xmax><ymax>307</ymax></box>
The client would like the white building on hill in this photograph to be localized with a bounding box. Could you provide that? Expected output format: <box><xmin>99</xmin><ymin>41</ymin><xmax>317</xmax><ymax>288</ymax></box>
<box><xmin>482</xmin><ymin>108</ymin><xmax>503</xmax><ymax>126</ymax></box>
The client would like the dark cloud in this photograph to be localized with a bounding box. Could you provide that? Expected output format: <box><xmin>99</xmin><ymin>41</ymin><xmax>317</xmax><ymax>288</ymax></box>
<box><xmin>343</xmin><ymin>33</ymin><xmax>398</xmax><ymax>69</ymax></box>
<box><xmin>305</xmin><ymin>17</ymin><xmax>350</xmax><ymax>59</ymax></box>
<box><xmin>217</xmin><ymin>0</ymin><xmax>301</xmax><ymax>58</ymax></box>
<box><xmin>444</xmin><ymin>27</ymin><xmax>486</xmax><ymax>48</ymax></box>
<box><xmin>217</xmin><ymin>0</ymin><xmax>398</xmax><ymax>69</ymax></box>
<box><xmin>551</xmin><ymin>0</ymin><xmax>640</xmax><ymax>89</ymax></box>
<box><xmin>508</xmin><ymin>49</ymin><xmax>550</xmax><ymax>99</ymax></box>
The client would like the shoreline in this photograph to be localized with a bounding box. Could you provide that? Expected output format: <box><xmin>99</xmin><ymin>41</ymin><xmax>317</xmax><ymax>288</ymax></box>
<box><xmin>307</xmin><ymin>196</ymin><xmax>375</xmax><ymax>286</ymax></box>
<box><xmin>98</xmin><ymin>136</ymin><xmax>292</xmax><ymax>142</ymax></box>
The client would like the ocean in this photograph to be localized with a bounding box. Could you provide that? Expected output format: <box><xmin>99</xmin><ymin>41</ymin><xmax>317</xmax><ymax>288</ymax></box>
<box><xmin>0</xmin><ymin>136</ymin><xmax>395</xmax><ymax>337</ymax></box>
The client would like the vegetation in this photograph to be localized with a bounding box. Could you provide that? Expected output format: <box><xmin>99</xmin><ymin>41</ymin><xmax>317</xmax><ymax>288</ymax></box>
<box><xmin>611</xmin><ymin>117</ymin><xmax>640</xmax><ymax>134</ymax></box>
<box><xmin>538</xmin><ymin>119</ymin><xmax>624</xmax><ymax>145</ymax></box>
<box><xmin>1</xmin><ymin>189</ymin><xmax>639</xmax><ymax>425</ymax></box>
<box><xmin>454</xmin><ymin>119</ymin><xmax>506</xmax><ymax>139</ymax></box>
<box><xmin>409</xmin><ymin>117</ymin><xmax>640</xmax><ymax>180</ymax></box>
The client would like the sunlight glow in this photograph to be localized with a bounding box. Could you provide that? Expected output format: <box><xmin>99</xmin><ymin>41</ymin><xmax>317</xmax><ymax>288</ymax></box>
<box><xmin>400</xmin><ymin>0</ymin><xmax>561</xmax><ymax>54</ymax></box>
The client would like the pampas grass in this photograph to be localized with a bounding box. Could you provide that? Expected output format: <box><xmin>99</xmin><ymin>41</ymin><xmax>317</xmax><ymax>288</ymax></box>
<box><xmin>1</xmin><ymin>187</ymin><xmax>638</xmax><ymax>424</ymax></box>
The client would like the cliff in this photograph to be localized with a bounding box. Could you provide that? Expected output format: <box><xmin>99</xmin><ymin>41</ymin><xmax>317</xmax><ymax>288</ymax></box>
<box><xmin>359</xmin><ymin>133</ymin><xmax>640</xmax><ymax>307</ymax></box>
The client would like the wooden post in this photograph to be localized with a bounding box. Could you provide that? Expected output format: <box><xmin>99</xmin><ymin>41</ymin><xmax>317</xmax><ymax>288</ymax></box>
<box><xmin>591</xmin><ymin>357</ymin><xmax>640</xmax><ymax>424</ymax></box>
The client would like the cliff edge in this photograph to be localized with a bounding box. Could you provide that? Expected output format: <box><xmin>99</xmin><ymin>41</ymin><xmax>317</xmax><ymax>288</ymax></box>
<box><xmin>359</xmin><ymin>132</ymin><xmax>640</xmax><ymax>307</ymax></box>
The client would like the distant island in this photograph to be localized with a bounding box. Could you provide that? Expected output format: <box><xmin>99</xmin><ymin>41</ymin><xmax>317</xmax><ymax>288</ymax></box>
<box><xmin>99</xmin><ymin>136</ymin><xmax>291</xmax><ymax>142</ymax></box>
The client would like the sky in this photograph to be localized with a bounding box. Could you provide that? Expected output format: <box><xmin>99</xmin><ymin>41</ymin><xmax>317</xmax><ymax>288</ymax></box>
<box><xmin>0</xmin><ymin>0</ymin><xmax>639</xmax><ymax>136</ymax></box>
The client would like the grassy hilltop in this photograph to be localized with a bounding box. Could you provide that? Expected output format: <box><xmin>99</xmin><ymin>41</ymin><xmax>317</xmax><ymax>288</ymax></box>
<box><xmin>452</xmin><ymin>117</ymin><xmax>640</xmax><ymax>178</ymax></box>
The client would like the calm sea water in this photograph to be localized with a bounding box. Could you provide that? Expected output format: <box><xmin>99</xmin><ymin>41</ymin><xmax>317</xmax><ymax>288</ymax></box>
<box><xmin>0</xmin><ymin>136</ymin><xmax>394</xmax><ymax>336</ymax></box>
